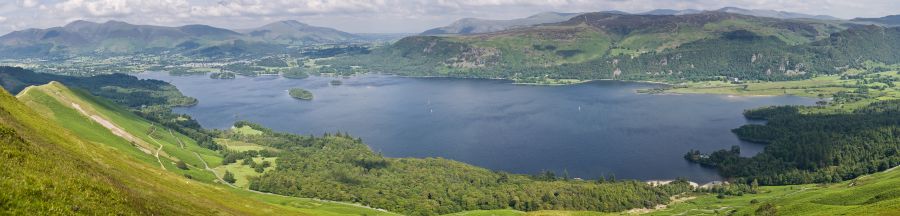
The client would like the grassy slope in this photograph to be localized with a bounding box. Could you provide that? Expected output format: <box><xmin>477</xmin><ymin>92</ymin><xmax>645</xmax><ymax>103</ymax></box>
<box><xmin>5</xmin><ymin>82</ymin><xmax>395</xmax><ymax>215</ymax></box>
<box><xmin>449</xmin><ymin>167</ymin><xmax>900</xmax><ymax>216</ymax></box>
<box><xmin>17</xmin><ymin>82</ymin><xmax>222</xmax><ymax>182</ymax></box>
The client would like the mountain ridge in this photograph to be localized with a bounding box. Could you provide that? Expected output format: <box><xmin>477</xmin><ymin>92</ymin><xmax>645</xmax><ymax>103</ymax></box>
<box><xmin>420</xmin><ymin>12</ymin><xmax>582</xmax><ymax>35</ymax></box>
<box><xmin>0</xmin><ymin>19</ymin><xmax>360</xmax><ymax>56</ymax></box>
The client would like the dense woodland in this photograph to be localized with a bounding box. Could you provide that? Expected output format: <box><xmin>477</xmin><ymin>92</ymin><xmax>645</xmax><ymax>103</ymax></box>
<box><xmin>219</xmin><ymin>122</ymin><xmax>693</xmax><ymax>215</ymax></box>
<box><xmin>686</xmin><ymin>100</ymin><xmax>900</xmax><ymax>185</ymax></box>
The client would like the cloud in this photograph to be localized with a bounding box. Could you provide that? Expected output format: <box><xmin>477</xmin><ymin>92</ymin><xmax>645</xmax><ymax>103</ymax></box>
<box><xmin>21</xmin><ymin>0</ymin><xmax>39</xmax><ymax>8</ymax></box>
<box><xmin>0</xmin><ymin>16</ymin><xmax>6</xmax><ymax>23</ymax></box>
<box><xmin>0</xmin><ymin>0</ymin><xmax>897</xmax><ymax>34</ymax></box>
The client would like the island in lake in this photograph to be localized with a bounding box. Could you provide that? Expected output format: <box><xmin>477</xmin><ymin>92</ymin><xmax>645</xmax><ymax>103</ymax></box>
<box><xmin>209</xmin><ymin>72</ymin><xmax>236</xmax><ymax>79</ymax></box>
<box><xmin>288</xmin><ymin>88</ymin><xmax>313</xmax><ymax>100</ymax></box>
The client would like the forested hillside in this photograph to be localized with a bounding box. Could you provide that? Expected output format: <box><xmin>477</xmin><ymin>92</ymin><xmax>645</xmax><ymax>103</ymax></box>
<box><xmin>686</xmin><ymin>100</ymin><xmax>900</xmax><ymax>185</ymax></box>
<box><xmin>323</xmin><ymin>12</ymin><xmax>900</xmax><ymax>84</ymax></box>
<box><xmin>226</xmin><ymin>121</ymin><xmax>693</xmax><ymax>215</ymax></box>
<box><xmin>683</xmin><ymin>63</ymin><xmax>900</xmax><ymax>186</ymax></box>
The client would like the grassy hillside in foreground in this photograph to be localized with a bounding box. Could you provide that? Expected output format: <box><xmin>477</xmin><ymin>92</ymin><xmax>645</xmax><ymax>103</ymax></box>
<box><xmin>1</xmin><ymin>82</ymin><xmax>395</xmax><ymax>215</ymax></box>
<box><xmin>17</xmin><ymin>82</ymin><xmax>223</xmax><ymax>183</ymax></box>
<box><xmin>448</xmin><ymin>166</ymin><xmax>900</xmax><ymax>215</ymax></box>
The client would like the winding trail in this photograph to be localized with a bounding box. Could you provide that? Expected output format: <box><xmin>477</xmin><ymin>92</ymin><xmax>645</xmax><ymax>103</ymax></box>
<box><xmin>146</xmin><ymin>125</ymin><xmax>167</xmax><ymax>170</ymax></box>
<box><xmin>194</xmin><ymin>152</ymin><xmax>237</xmax><ymax>188</ymax></box>
<box><xmin>169</xmin><ymin>128</ymin><xmax>186</xmax><ymax>149</ymax></box>
<box><xmin>155</xmin><ymin>144</ymin><xmax>166</xmax><ymax>170</ymax></box>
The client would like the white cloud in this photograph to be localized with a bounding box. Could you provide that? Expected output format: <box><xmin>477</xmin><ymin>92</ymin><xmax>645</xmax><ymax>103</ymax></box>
<box><xmin>21</xmin><ymin>0</ymin><xmax>39</xmax><ymax>8</ymax></box>
<box><xmin>0</xmin><ymin>16</ymin><xmax>7</xmax><ymax>23</ymax></box>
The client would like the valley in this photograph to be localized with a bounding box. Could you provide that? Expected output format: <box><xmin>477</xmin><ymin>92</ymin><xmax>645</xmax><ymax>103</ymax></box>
<box><xmin>2</xmin><ymin>3</ymin><xmax>900</xmax><ymax>216</ymax></box>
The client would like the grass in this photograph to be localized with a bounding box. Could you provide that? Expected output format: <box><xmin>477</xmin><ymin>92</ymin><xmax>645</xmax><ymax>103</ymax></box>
<box><xmin>665</xmin><ymin>75</ymin><xmax>851</xmax><ymax>97</ymax></box>
<box><xmin>215</xmin><ymin>138</ymin><xmax>275</xmax><ymax>152</ymax></box>
<box><xmin>214</xmin><ymin>157</ymin><xmax>278</xmax><ymax>188</ymax></box>
<box><xmin>643</xmin><ymin>167</ymin><xmax>900</xmax><ymax>215</ymax></box>
<box><xmin>18</xmin><ymin>82</ymin><xmax>222</xmax><ymax>181</ymax></box>
<box><xmin>448</xmin><ymin>167</ymin><xmax>900</xmax><ymax>215</ymax></box>
<box><xmin>6</xmin><ymin>82</ymin><xmax>394</xmax><ymax>215</ymax></box>
<box><xmin>233</xmin><ymin>125</ymin><xmax>263</xmax><ymax>135</ymax></box>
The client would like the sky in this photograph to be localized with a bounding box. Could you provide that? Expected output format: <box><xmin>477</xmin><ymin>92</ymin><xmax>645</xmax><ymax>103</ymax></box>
<box><xmin>0</xmin><ymin>0</ymin><xmax>897</xmax><ymax>34</ymax></box>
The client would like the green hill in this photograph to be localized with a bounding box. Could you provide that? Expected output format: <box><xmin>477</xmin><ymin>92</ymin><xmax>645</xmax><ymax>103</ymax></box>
<box><xmin>450</xmin><ymin>166</ymin><xmax>900</xmax><ymax>215</ymax></box>
<box><xmin>323</xmin><ymin>12</ymin><xmax>900</xmax><ymax>84</ymax></box>
<box><xmin>1</xmin><ymin>82</ymin><xmax>394</xmax><ymax>215</ymax></box>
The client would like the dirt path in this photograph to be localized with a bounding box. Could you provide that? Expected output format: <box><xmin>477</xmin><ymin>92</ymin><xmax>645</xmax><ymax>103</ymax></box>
<box><xmin>169</xmin><ymin>129</ymin><xmax>185</xmax><ymax>149</ymax></box>
<box><xmin>194</xmin><ymin>152</ymin><xmax>237</xmax><ymax>188</ymax></box>
<box><xmin>145</xmin><ymin>124</ymin><xmax>168</xmax><ymax>170</ymax></box>
<box><xmin>70</xmin><ymin>103</ymin><xmax>154</xmax><ymax>154</ymax></box>
<box><xmin>155</xmin><ymin>144</ymin><xmax>166</xmax><ymax>170</ymax></box>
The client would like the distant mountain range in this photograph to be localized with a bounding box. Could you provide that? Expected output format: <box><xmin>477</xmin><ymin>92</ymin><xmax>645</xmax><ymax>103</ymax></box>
<box><xmin>421</xmin><ymin>12</ymin><xmax>582</xmax><ymax>35</ymax></box>
<box><xmin>327</xmin><ymin>10</ymin><xmax>900</xmax><ymax>84</ymax></box>
<box><xmin>851</xmin><ymin>15</ymin><xmax>900</xmax><ymax>26</ymax></box>
<box><xmin>641</xmin><ymin>7</ymin><xmax>840</xmax><ymax>20</ymax></box>
<box><xmin>421</xmin><ymin>7</ymin><xmax>843</xmax><ymax>36</ymax></box>
<box><xmin>0</xmin><ymin>20</ymin><xmax>361</xmax><ymax>56</ymax></box>
<box><xmin>241</xmin><ymin>20</ymin><xmax>359</xmax><ymax>44</ymax></box>
<box><xmin>0</xmin><ymin>7</ymin><xmax>896</xmax><ymax>57</ymax></box>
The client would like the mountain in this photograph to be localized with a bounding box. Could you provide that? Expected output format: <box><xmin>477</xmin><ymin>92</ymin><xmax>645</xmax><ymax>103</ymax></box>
<box><xmin>851</xmin><ymin>15</ymin><xmax>900</xmax><ymax>26</ymax></box>
<box><xmin>0</xmin><ymin>20</ymin><xmax>362</xmax><ymax>56</ymax></box>
<box><xmin>640</xmin><ymin>7</ymin><xmax>839</xmax><ymax>20</ymax></box>
<box><xmin>0</xmin><ymin>20</ymin><xmax>244</xmax><ymax>55</ymax></box>
<box><xmin>242</xmin><ymin>20</ymin><xmax>359</xmax><ymax>44</ymax></box>
<box><xmin>420</xmin><ymin>12</ymin><xmax>581</xmax><ymax>35</ymax></box>
<box><xmin>715</xmin><ymin>7</ymin><xmax>840</xmax><ymax>20</ymax></box>
<box><xmin>639</xmin><ymin>9</ymin><xmax>701</xmax><ymax>15</ymax></box>
<box><xmin>329</xmin><ymin>11</ymin><xmax>863</xmax><ymax>83</ymax></box>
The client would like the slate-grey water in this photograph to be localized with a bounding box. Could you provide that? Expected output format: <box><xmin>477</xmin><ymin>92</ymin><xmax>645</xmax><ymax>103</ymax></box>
<box><xmin>137</xmin><ymin>72</ymin><xmax>818</xmax><ymax>183</ymax></box>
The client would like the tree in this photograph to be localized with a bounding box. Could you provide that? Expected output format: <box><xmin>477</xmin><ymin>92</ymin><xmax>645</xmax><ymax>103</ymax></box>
<box><xmin>751</xmin><ymin>179</ymin><xmax>760</xmax><ymax>194</ymax></box>
<box><xmin>756</xmin><ymin>203</ymin><xmax>777</xmax><ymax>216</ymax></box>
<box><xmin>223</xmin><ymin>171</ymin><xmax>236</xmax><ymax>184</ymax></box>
<box><xmin>176</xmin><ymin>160</ymin><xmax>188</xmax><ymax>170</ymax></box>
<box><xmin>254</xmin><ymin>166</ymin><xmax>265</xmax><ymax>173</ymax></box>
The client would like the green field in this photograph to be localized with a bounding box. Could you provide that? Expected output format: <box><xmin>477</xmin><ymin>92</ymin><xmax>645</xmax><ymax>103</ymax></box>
<box><xmin>661</xmin><ymin>63</ymin><xmax>900</xmax><ymax>112</ymax></box>
<box><xmin>233</xmin><ymin>125</ymin><xmax>264</xmax><ymax>135</ymax></box>
<box><xmin>215</xmin><ymin>138</ymin><xmax>275</xmax><ymax>152</ymax></box>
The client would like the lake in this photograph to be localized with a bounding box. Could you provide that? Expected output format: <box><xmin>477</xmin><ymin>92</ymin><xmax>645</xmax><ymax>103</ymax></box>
<box><xmin>137</xmin><ymin>72</ymin><xmax>818</xmax><ymax>183</ymax></box>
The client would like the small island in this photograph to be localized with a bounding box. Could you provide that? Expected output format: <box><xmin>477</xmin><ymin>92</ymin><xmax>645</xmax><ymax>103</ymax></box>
<box><xmin>288</xmin><ymin>88</ymin><xmax>313</xmax><ymax>100</ymax></box>
<box><xmin>209</xmin><ymin>72</ymin><xmax>236</xmax><ymax>79</ymax></box>
<box><xmin>330</xmin><ymin>80</ymin><xmax>343</xmax><ymax>86</ymax></box>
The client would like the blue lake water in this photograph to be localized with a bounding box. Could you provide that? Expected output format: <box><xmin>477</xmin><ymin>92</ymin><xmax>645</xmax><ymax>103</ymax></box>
<box><xmin>137</xmin><ymin>72</ymin><xmax>818</xmax><ymax>183</ymax></box>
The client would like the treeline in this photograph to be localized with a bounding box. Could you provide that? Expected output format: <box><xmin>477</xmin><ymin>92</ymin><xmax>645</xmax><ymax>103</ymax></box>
<box><xmin>0</xmin><ymin>66</ymin><xmax>197</xmax><ymax>107</ymax></box>
<box><xmin>218</xmin><ymin>123</ymin><xmax>693</xmax><ymax>215</ymax></box>
<box><xmin>686</xmin><ymin>100</ymin><xmax>900</xmax><ymax>185</ymax></box>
